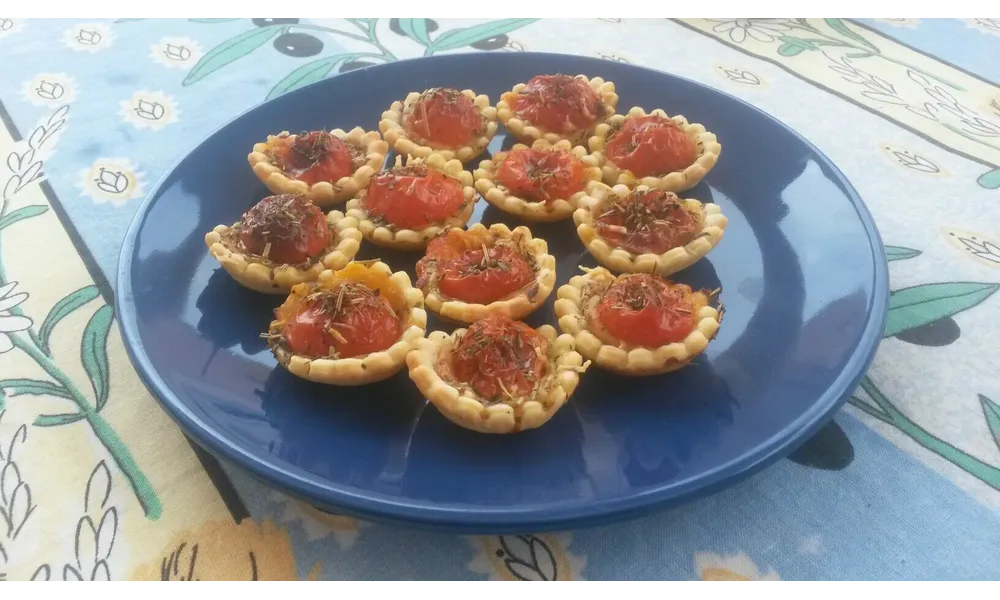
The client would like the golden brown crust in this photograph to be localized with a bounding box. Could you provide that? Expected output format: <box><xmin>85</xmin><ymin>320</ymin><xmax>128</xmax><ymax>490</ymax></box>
<box><xmin>553</xmin><ymin>267</ymin><xmax>722</xmax><ymax>376</ymax></box>
<box><xmin>268</xmin><ymin>261</ymin><xmax>427</xmax><ymax>386</ymax></box>
<box><xmin>588</xmin><ymin>107</ymin><xmax>722</xmax><ymax>192</ymax></box>
<box><xmin>247</xmin><ymin>128</ymin><xmax>388</xmax><ymax>208</ymax></box>
<box><xmin>204</xmin><ymin>210</ymin><xmax>363</xmax><ymax>295</ymax></box>
<box><xmin>496</xmin><ymin>74</ymin><xmax>618</xmax><ymax>146</ymax></box>
<box><xmin>345</xmin><ymin>154</ymin><xmax>477</xmax><ymax>251</ymax></box>
<box><xmin>418</xmin><ymin>223</ymin><xmax>556</xmax><ymax>324</ymax></box>
<box><xmin>406</xmin><ymin>325</ymin><xmax>587</xmax><ymax>434</ymax></box>
<box><xmin>472</xmin><ymin>138</ymin><xmax>603</xmax><ymax>223</ymax></box>
<box><xmin>574</xmin><ymin>183</ymin><xmax>728</xmax><ymax>276</ymax></box>
<box><xmin>378</xmin><ymin>88</ymin><xmax>497</xmax><ymax>163</ymax></box>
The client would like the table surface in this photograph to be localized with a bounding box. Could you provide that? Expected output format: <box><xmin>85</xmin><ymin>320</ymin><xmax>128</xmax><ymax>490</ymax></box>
<box><xmin>0</xmin><ymin>17</ymin><xmax>998</xmax><ymax>581</ymax></box>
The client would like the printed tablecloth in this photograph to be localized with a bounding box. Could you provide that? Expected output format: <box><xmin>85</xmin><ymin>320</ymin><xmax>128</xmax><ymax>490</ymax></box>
<box><xmin>1</xmin><ymin>17</ymin><xmax>999</xmax><ymax>581</ymax></box>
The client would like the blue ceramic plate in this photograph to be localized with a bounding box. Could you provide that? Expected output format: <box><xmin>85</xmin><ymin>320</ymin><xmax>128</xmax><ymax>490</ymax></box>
<box><xmin>117</xmin><ymin>52</ymin><xmax>889</xmax><ymax>534</ymax></box>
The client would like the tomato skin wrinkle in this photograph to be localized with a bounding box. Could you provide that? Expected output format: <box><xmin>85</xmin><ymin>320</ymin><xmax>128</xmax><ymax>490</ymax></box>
<box><xmin>417</xmin><ymin>232</ymin><xmax>533</xmax><ymax>305</ymax></box>
<box><xmin>604</xmin><ymin>115</ymin><xmax>697</xmax><ymax>177</ymax></box>
<box><xmin>238</xmin><ymin>194</ymin><xmax>331</xmax><ymax>265</ymax></box>
<box><xmin>364</xmin><ymin>166</ymin><xmax>465</xmax><ymax>230</ymax></box>
<box><xmin>597</xmin><ymin>274</ymin><xmax>695</xmax><ymax>347</ymax></box>
<box><xmin>451</xmin><ymin>313</ymin><xmax>547</xmax><ymax>401</ymax></box>
<box><xmin>271</xmin><ymin>131</ymin><xmax>357</xmax><ymax>185</ymax></box>
<box><xmin>512</xmin><ymin>74</ymin><xmax>600</xmax><ymax>134</ymax></box>
<box><xmin>595</xmin><ymin>188</ymin><xmax>698</xmax><ymax>255</ymax></box>
<box><xmin>404</xmin><ymin>88</ymin><xmax>483</xmax><ymax>147</ymax></box>
<box><xmin>283</xmin><ymin>283</ymin><xmax>401</xmax><ymax>359</ymax></box>
<box><xmin>496</xmin><ymin>148</ymin><xmax>585</xmax><ymax>203</ymax></box>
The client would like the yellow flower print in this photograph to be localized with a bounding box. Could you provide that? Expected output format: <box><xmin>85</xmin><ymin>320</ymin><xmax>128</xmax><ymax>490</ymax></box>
<box><xmin>131</xmin><ymin>519</ymin><xmax>318</xmax><ymax>581</ymax></box>
<box><xmin>271</xmin><ymin>492</ymin><xmax>365</xmax><ymax>549</ymax></box>
<box><xmin>694</xmin><ymin>551</ymin><xmax>780</xmax><ymax>580</ymax></box>
<box><xmin>467</xmin><ymin>534</ymin><xmax>586</xmax><ymax>581</ymax></box>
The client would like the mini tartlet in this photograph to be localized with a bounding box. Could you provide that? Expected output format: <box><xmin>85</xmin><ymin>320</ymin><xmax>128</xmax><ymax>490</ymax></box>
<box><xmin>345</xmin><ymin>154</ymin><xmax>477</xmax><ymax>251</ymax></box>
<box><xmin>574</xmin><ymin>184</ymin><xmax>727</xmax><ymax>276</ymax></box>
<box><xmin>379</xmin><ymin>87</ymin><xmax>498</xmax><ymax>163</ymax></box>
<box><xmin>415</xmin><ymin>223</ymin><xmax>556</xmax><ymax>324</ymax></box>
<box><xmin>248</xmin><ymin>128</ymin><xmax>388</xmax><ymax>207</ymax></box>
<box><xmin>554</xmin><ymin>268</ymin><xmax>722</xmax><ymax>376</ymax></box>
<box><xmin>205</xmin><ymin>194</ymin><xmax>362</xmax><ymax>294</ymax></box>
<box><xmin>473</xmin><ymin>139</ymin><xmax>603</xmax><ymax>222</ymax></box>
<box><xmin>265</xmin><ymin>260</ymin><xmax>427</xmax><ymax>386</ymax></box>
<box><xmin>589</xmin><ymin>107</ymin><xmax>721</xmax><ymax>192</ymax></box>
<box><xmin>496</xmin><ymin>73</ymin><xmax>618</xmax><ymax>145</ymax></box>
<box><xmin>406</xmin><ymin>313</ymin><xmax>588</xmax><ymax>434</ymax></box>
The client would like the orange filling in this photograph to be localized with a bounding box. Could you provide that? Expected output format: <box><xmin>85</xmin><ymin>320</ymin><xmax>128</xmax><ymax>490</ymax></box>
<box><xmin>511</xmin><ymin>74</ymin><xmax>601</xmax><ymax>135</ymax></box>
<box><xmin>237</xmin><ymin>194</ymin><xmax>331</xmax><ymax>265</ymax></box>
<box><xmin>596</xmin><ymin>274</ymin><xmax>705</xmax><ymax>347</ymax></box>
<box><xmin>404</xmin><ymin>88</ymin><xmax>483</xmax><ymax>147</ymax></box>
<box><xmin>451</xmin><ymin>313</ymin><xmax>548</xmax><ymax>401</ymax></box>
<box><xmin>416</xmin><ymin>228</ymin><xmax>534</xmax><ymax>305</ymax></box>
<box><xmin>595</xmin><ymin>189</ymin><xmax>699</xmax><ymax>254</ymax></box>
<box><xmin>269</xmin><ymin>131</ymin><xmax>359</xmax><ymax>185</ymax></box>
<box><xmin>604</xmin><ymin>115</ymin><xmax>697</xmax><ymax>178</ymax></box>
<box><xmin>496</xmin><ymin>147</ymin><xmax>586</xmax><ymax>203</ymax></box>
<box><xmin>363</xmin><ymin>165</ymin><xmax>465</xmax><ymax>230</ymax></box>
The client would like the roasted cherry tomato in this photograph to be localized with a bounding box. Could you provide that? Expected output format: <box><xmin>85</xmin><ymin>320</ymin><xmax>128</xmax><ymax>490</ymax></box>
<box><xmin>595</xmin><ymin>189</ymin><xmax>698</xmax><ymax>254</ymax></box>
<box><xmin>238</xmin><ymin>194</ymin><xmax>331</xmax><ymax>265</ymax></box>
<box><xmin>283</xmin><ymin>282</ymin><xmax>401</xmax><ymax>359</ymax></box>
<box><xmin>511</xmin><ymin>74</ymin><xmax>601</xmax><ymax>135</ymax></box>
<box><xmin>451</xmin><ymin>313</ymin><xmax>547</xmax><ymax>400</ymax></box>
<box><xmin>604</xmin><ymin>115</ymin><xmax>697</xmax><ymax>178</ymax></box>
<box><xmin>271</xmin><ymin>131</ymin><xmax>357</xmax><ymax>185</ymax></box>
<box><xmin>364</xmin><ymin>166</ymin><xmax>465</xmax><ymax>230</ymax></box>
<box><xmin>597</xmin><ymin>274</ymin><xmax>695</xmax><ymax>347</ymax></box>
<box><xmin>405</xmin><ymin>88</ymin><xmax>483</xmax><ymax>147</ymax></box>
<box><xmin>496</xmin><ymin>147</ymin><xmax>586</xmax><ymax>202</ymax></box>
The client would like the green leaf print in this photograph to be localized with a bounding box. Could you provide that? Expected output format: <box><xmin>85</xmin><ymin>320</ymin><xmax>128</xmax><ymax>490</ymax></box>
<box><xmin>38</xmin><ymin>285</ymin><xmax>100</xmax><ymax>355</ymax></box>
<box><xmin>776</xmin><ymin>36</ymin><xmax>818</xmax><ymax>57</ymax></box>
<box><xmin>0</xmin><ymin>378</ymin><xmax>72</xmax><ymax>399</ymax></box>
<box><xmin>0</xmin><ymin>205</ymin><xmax>48</xmax><ymax>232</ymax></box>
<box><xmin>823</xmin><ymin>19</ymin><xmax>878</xmax><ymax>52</ymax></box>
<box><xmin>977</xmin><ymin>168</ymin><xmax>1000</xmax><ymax>189</ymax></box>
<box><xmin>884</xmin><ymin>282</ymin><xmax>999</xmax><ymax>338</ymax></box>
<box><xmin>885</xmin><ymin>245</ymin><xmax>921</xmax><ymax>262</ymax></box>
<box><xmin>981</xmin><ymin>395</ymin><xmax>1000</xmax><ymax>453</ymax></box>
<box><xmin>80</xmin><ymin>305</ymin><xmax>114</xmax><ymax>412</ymax></box>
<box><xmin>34</xmin><ymin>413</ymin><xmax>86</xmax><ymax>427</ymax></box>
<box><xmin>397</xmin><ymin>18</ymin><xmax>432</xmax><ymax>46</ymax></box>
<box><xmin>428</xmin><ymin>19</ymin><xmax>538</xmax><ymax>53</ymax></box>
<box><xmin>267</xmin><ymin>54</ymin><xmax>361</xmax><ymax>101</ymax></box>
<box><xmin>184</xmin><ymin>26</ymin><xmax>284</xmax><ymax>85</ymax></box>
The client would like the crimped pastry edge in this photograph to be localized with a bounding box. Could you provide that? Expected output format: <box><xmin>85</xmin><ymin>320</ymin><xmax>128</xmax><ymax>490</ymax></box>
<box><xmin>247</xmin><ymin>127</ymin><xmax>388</xmax><ymax>208</ymax></box>
<box><xmin>205</xmin><ymin>209</ymin><xmax>363</xmax><ymax>295</ymax></box>
<box><xmin>587</xmin><ymin>107</ymin><xmax>722</xmax><ymax>192</ymax></box>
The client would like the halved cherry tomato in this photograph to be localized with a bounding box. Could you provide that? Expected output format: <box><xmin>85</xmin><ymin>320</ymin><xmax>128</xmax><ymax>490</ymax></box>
<box><xmin>283</xmin><ymin>283</ymin><xmax>401</xmax><ymax>359</ymax></box>
<box><xmin>271</xmin><ymin>131</ymin><xmax>357</xmax><ymax>185</ymax></box>
<box><xmin>452</xmin><ymin>313</ymin><xmax>547</xmax><ymax>400</ymax></box>
<box><xmin>238</xmin><ymin>194</ymin><xmax>331</xmax><ymax>265</ymax></box>
<box><xmin>364</xmin><ymin>166</ymin><xmax>465</xmax><ymax>230</ymax></box>
<box><xmin>595</xmin><ymin>189</ymin><xmax>698</xmax><ymax>254</ymax></box>
<box><xmin>597</xmin><ymin>274</ymin><xmax>695</xmax><ymax>347</ymax></box>
<box><xmin>604</xmin><ymin>115</ymin><xmax>697</xmax><ymax>177</ymax></box>
<box><xmin>496</xmin><ymin>148</ymin><xmax>586</xmax><ymax>202</ymax></box>
<box><xmin>511</xmin><ymin>74</ymin><xmax>601</xmax><ymax>134</ymax></box>
<box><xmin>405</xmin><ymin>88</ymin><xmax>483</xmax><ymax>147</ymax></box>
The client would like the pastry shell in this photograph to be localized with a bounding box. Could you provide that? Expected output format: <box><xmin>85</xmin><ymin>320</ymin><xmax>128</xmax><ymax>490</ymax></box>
<box><xmin>473</xmin><ymin>139</ymin><xmax>603</xmax><ymax>222</ymax></box>
<box><xmin>574</xmin><ymin>183</ymin><xmax>728</xmax><ymax>276</ymax></box>
<box><xmin>406</xmin><ymin>325</ymin><xmax>587</xmax><ymax>433</ymax></box>
<box><xmin>345</xmin><ymin>154</ymin><xmax>477</xmax><ymax>251</ymax></box>
<box><xmin>418</xmin><ymin>223</ymin><xmax>556</xmax><ymax>324</ymax></box>
<box><xmin>379</xmin><ymin>88</ymin><xmax>498</xmax><ymax>163</ymax></box>
<box><xmin>268</xmin><ymin>261</ymin><xmax>427</xmax><ymax>386</ymax></box>
<box><xmin>496</xmin><ymin>75</ymin><xmax>618</xmax><ymax>146</ymax></box>
<box><xmin>205</xmin><ymin>209</ymin><xmax>362</xmax><ymax>295</ymax></box>
<box><xmin>553</xmin><ymin>267</ymin><xmax>722</xmax><ymax>376</ymax></box>
<box><xmin>248</xmin><ymin>128</ymin><xmax>388</xmax><ymax>208</ymax></box>
<box><xmin>588</xmin><ymin>107</ymin><xmax>721</xmax><ymax>192</ymax></box>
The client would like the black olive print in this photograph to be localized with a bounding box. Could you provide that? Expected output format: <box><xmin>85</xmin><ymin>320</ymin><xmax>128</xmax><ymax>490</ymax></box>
<box><xmin>252</xmin><ymin>18</ymin><xmax>300</xmax><ymax>27</ymax></box>
<box><xmin>470</xmin><ymin>34</ymin><xmax>509</xmax><ymax>50</ymax></box>
<box><xmin>340</xmin><ymin>59</ymin><xmax>377</xmax><ymax>73</ymax></box>
<box><xmin>895</xmin><ymin>316</ymin><xmax>961</xmax><ymax>347</ymax></box>
<box><xmin>787</xmin><ymin>419</ymin><xmax>854</xmax><ymax>471</ymax></box>
<box><xmin>273</xmin><ymin>32</ymin><xmax>323</xmax><ymax>58</ymax></box>
<box><xmin>389</xmin><ymin>18</ymin><xmax>440</xmax><ymax>36</ymax></box>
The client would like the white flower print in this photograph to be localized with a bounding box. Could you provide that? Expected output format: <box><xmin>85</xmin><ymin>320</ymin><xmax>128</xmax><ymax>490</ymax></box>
<box><xmin>150</xmin><ymin>37</ymin><xmax>203</xmax><ymax>69</ymax></box>
<box><xmin>78</xmin><ymin>158</ymin><xmax>146</xmax><ymax>207</ymax></box>
<box><xmin>120</xmin><ymin>91</ymin><xmax>180</xmax><ymax>131</ymax></box>
<box><xmin>709</xmin><ymin>19</ymin><xmax>791</xmax><ymax>44</ymax></box>
<box><xmin>875</xmin><ymin>18</ymin><xmax>921</xmax><ymax>29</ymax></box>
<box><xmin>943</xmin><ymin>228</ymin><xmax>1000</xmax><ymax>268</ymax></box>
<box><xmin>964</xmin><ymin>18</ymin><xmax>1000</xmax><ymax>36</ymax></box>
<box><xmin>21</xmin><ymin>73</ymin><xmax>77</xmax><ymax>107</ymax></box>
<box><xmin>64</xmin><ymin>22</ymin><xmax>113</xmax><ymax>53</ymax></box>
<box><xmin>0</xmin><ymin>18</ymin><xmax>26</xmax><ymax>38</ymax></box>
<box><xmin>0</xmin><ymin>281</ymin><xmax>32</xmax><ymax>355</ymax></box>
<box><xmin>695</xmin><ymin>551</ymin><xmax>781</xmax><ymax>580</ymax></box>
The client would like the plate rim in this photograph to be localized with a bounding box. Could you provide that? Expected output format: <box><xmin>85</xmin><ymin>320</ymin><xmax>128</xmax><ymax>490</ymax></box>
<box><xmin>115</xmin><ymin>51</ymin><xmax>890</xmax><ymax>533</ymax></box>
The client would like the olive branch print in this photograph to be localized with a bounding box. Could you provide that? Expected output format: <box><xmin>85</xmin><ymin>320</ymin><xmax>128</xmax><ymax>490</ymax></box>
<box><xmin>0</xmin><ymin>105</ymin><xmax>161</xmax><ymax>519</ymax></box>
<box><xmin>848</xmin><ymin>245</ymin><xmax>1000</xmax><ymax>489</ymax></box>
